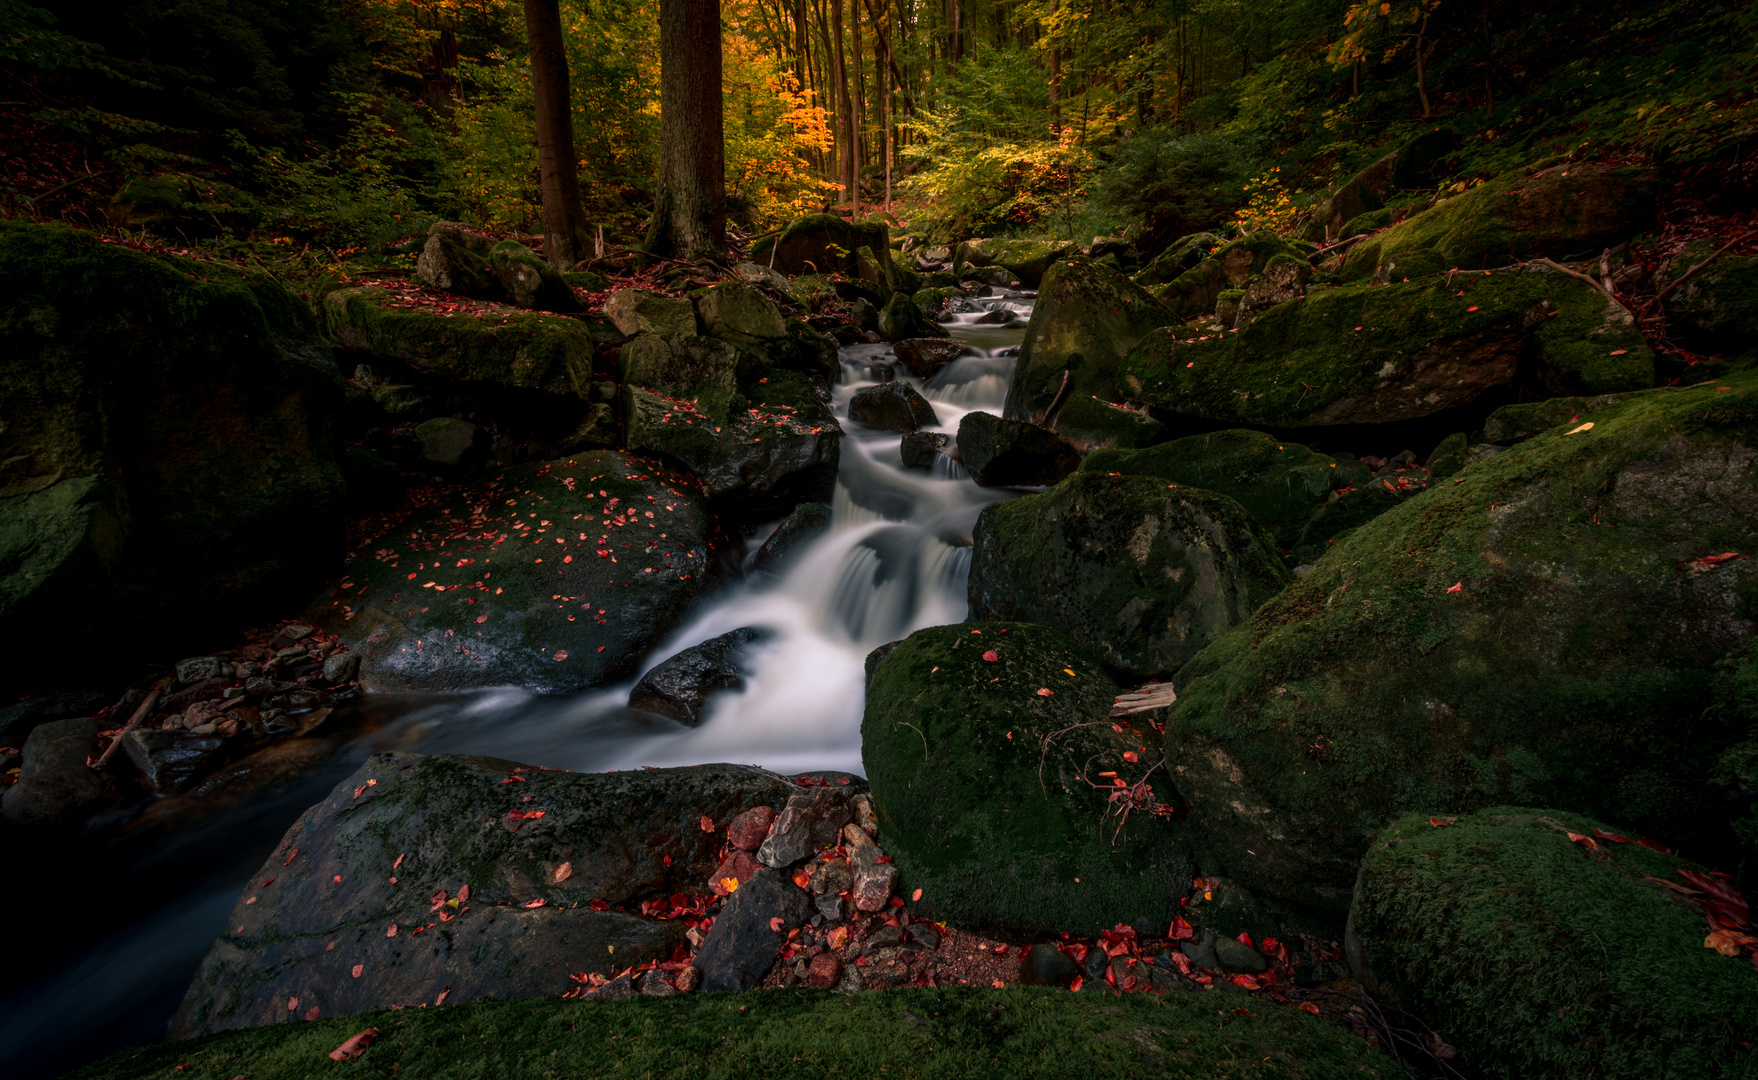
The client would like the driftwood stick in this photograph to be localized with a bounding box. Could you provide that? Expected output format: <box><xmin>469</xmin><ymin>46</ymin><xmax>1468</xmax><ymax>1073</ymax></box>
<box><xmin>90</xmin><ymin>676</ymin><xmax>171</xmax><ymax>770</ymax></box>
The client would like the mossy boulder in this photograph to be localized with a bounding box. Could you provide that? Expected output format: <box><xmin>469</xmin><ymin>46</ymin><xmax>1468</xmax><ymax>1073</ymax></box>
<box><xmin>1165</xmin><ymin>378</ymin><xmax>1758</xmax><ymax>914</ymax></box>
<box><xmin>1003</xmin><ymin>257</ymin><xmax>1173</xmax><ymax>450</ymax></box>
<box><xmin>488</xmin><ymin>240</ymin><xmax>582</xmax><ymax>312</ymax></box>
<box><xmin>1135</xmin><ymin>232</ymin><xmax>1221</xmax><ymax>287</ymax></box>
<box><xmin>321</xmin><ymin>286</ymin><xmax>596</xmax><ymax>399</ymax></box>
<box><xmin>1295</xmin><ymin>471</ymin><xmax>1430</xmax><ymax>552</ymax></box>
<box><xmin>310</xmin><ymin>451</ymin><xmax>718</xmax><ymax>693</ymax></box>
<box><xmin>1350</xmin><ymin>807</ymin><xmax>1758</xmax><ymax>1080</ymax></box>
<box><xmin>863</xmin><ymin>622</ymin><xmax>1191</xmax><ymax>934</ymax></box>
<box><xmin>1341</xmin><ymin>163</ymin><xmax>1663</xmax><ymax>283</ymax></box>
<box><xmin>955</xmin><ymin>412</ymin><xmax>1082</xmax><ymax>488</ymax></box>
<box><xmin>172</xmin><ymin>752</ymin><xmax>804</xmax><ymax>1037</ymax></box>
<box><xmin>415</xmin><ymin>223</ymin><xmax>580</xmax><ymax>312</ymax></box>
<box><xmin>876</xmin><ymin>292</ymin><xmax>947</xmax><ymax>341</ymax></box>
<box><xmin>751</xmin><ymin>214</ymin><xmax>896</xmax><ymax>281</ymax></box>
<box><xmin>604</xmin><ymin>289</ymin><xmax>698</xmax><ymax>337</ymax></box>
<box><xmin>1081</xmin><ymin>430</ymin><xmax>1341</xmax><ymax>545</ymax></box>
<box><xmin>969</xmin><ymin>474</ymin><xmax>1290</xmax><ymax>680</ymax></box>
<box><xmin>620</xmin><ymin>334</ymin><xmax>741</xmax><ymax>423</ymax></box>
<box><xmin>0</xmin><ymin>220</ymin><xmax>344</xmax><ymax>691</ymax></box>
<box><xmin>696</xmin><ymin>281</ymin><xmax>788</xmax><ymax>353</ymax></box>
<box><xmin>1119</xmin><ymin>267</ymin><xmax>1655</xmax><ymax>428</ymax></box>
<box><xmin>955</xmin><ymin>238</ymin><xmax>1077</xmax><ymax>286</ymax></box>
<box><xmin>1660</xmin><ymin>241</ymin><xmax>1758</xmax><ymax>359</ymax></box>
<box><xmin>625</xmin><ymin>370</ymin><xmax>840</xmax><ymax>521</ymax></box>
<box><xmin>1154</xmin><ymin>233</ymin><xmax>1306</xmax><ymax>320</ymax></box>
<box><xmin>1481</xmin><ymin>393</ymin><xmax>1624</xmax><ymax>444</ymax></box>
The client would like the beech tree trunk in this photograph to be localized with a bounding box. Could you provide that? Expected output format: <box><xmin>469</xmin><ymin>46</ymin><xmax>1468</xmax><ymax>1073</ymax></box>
<box><xmin>831</xmin><ymin>0</ymin><xmax>853</xmax><ymax>206</ymax></box>
<box><xmin>648</xmin><ymin>0</ymin><xmax>726</xmax><ymax>260</ymax></box>
<box><xmin>523</xmin><ymin>0</ymin><xmax>589</xmax><ymax>268</ymax></box>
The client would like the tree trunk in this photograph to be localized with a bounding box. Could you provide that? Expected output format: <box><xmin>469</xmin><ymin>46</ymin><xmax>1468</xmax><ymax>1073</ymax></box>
<box><xmin>852</xmin><ymin>4</ymin><xmax>864</xmax><ymax>213</ymax></box>
<box><xmin>647</xmin><ymin>0</ymin><xmax>726</xmax><ymax>260</ymax></box>
<box><xmin>1047</xmin><ymin>0</ymin><xmax>1060</xmax><ymax>131</ymax></box>
<box><xmin>523</xmin><ymin>0</ymin><xmax>589</xmax><ymax>268</ymax></box>
<box><xmin>831</xmin><ymin>0</ymin><xmax>854</xmax><ymax>207</ymax></box>
<box><xmin>1415</xmin><ymin>10</ymin><xmax>1432</xmax><ymax>118</ymax></box>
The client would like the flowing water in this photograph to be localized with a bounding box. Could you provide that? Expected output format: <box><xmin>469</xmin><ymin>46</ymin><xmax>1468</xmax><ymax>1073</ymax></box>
<box><xmin>0</xmin><ymin>290</ymin><xmax>1033</xmax><ymax>1079</ymax></box>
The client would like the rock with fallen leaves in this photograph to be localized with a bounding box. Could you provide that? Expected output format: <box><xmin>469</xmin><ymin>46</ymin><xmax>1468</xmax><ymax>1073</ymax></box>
<box><xmin>1350</xmin><ymin>807</ymin><xmax>1758</xmax><ymax>1080</ymax></box>
<box><xmin>173</xmin><ymin>753</ymin><xmax>802</xmax><ymax>1036</ymax></box>
<box><xmin>692</xmin><ymin>867</ymin><xmax>812</xmax><ymax>992</ymax></box>
<box><xmin>756</xmin><ymin>786</ymin><xmax>854</xmax><ymax>868</ymax></box>
<box><xmin>969</xmin><ymin>472</ymin><xmax>1290</xmax><ymax>681</ymax></box>
<box><xmin>863</xmin><ymin>622</ymin><xmax>1190</xmax><ymax>935</ymax></box>
<box><xmin>0</xmin><ymin>717</ymin><xmax>118</xmax><ymax>826</ymax></box>
<box><xmin>1120</xmin><ymin>265</ymin><xmax>1654</xmax><ymax>430</ymax></box>
<box><xmin>310</xmin><ymin>450</ymin><xmax>718</xmax><ymax>694</ymax></box>
<box><xmin>1658</xmin><ymin>240</ymin><xmax>1758</xmax><ymax>360</ymax></box>
<box><xmin>1168</xmin><ymin>377</ymin><xmax>1758</xmax><ymax>915</ymax></box>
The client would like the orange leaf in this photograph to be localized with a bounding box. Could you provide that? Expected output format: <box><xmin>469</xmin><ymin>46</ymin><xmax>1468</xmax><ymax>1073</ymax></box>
<box><xmin>1567</xmin><ymin>832</ymin><xmax>1600</xmax><ymax>852</ymax></box>
<box><xmin>329</xmin><ymin>1028</ymin><xmax>380</xmax><ymax>1061</ymax></box>
<box><xmin>554</xmin><ymin>862</ymin><xmax>573</xmax><ymax>883</ymax></box>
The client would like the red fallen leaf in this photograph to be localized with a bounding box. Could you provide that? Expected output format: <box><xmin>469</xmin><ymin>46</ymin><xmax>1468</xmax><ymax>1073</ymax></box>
<box><xmin>876</xmin><ymin>855</ymin><xmax>892</xmax><ymax>863</ymax></box>
<box><xmin>475</xmin><ymin>615</ymin><xmax>488</xmax><ymax>623</ymax></box>
<box><xmin>499</xmin><ymin>775</ymin><xmax>526</xmax><ymax>784</ymax></box>
<box><xmin>288</xmin><ymin>996</ymin><xmax>299</xmax><ymax>1012</ymax></box>
<box><xmin>982</xmin><ymin>650</ymin><xmax>998</xmax><ymax>662</ymax></box>
<box><xmin>1036</xmin><ymin>688</ymin><xmax>1054</xmax><ymax>697</ymax></box>
<box><xmin>1298</xmin><ymin>1001</ymin><xmax>1322</xmax><ymax>1016</ymax></box>
<box><xmin>1706</xmin><ymin>929</ymin><xmax>1758</xmax><ymax>955</ymax></box>
<box><xmin>994</xmin><ymin>943</ymin><xmax>1009</xmax><ymax>955</ymax></box>
<box><xmin>769</xmin><ymin>917</ymin><xmax>785</xmax><ymax>933</ymax></box>
<box><xmin>1689</xmin><ymin>552</ymin><xmax>1745</xmax><ymax>572</ymax></box>
<box><xmin>430</xmin><ymin>888</ymin><xmax>448</xmax><ymax>906</ymax></box>
<box><xmin>1164</xmin><ymin>950</ymin><xmax>1192</xmax><ymax>975</ymax></box>
<box><xmin>1593</xmin><ymin>828</ymin><xmax>1634</xmax><ymax>844</ymax></box>
<box><xmin>522</xmin><ymin>898</ymin><xmax>547</xmax><ymax>909</ymax></box>
<box><xmin>1069</xmin><ymin>975</ymin><xmax>1083</xmax><ymax>993</ymax></box>
<box><xmin>284</xmin><ymin>848</ymin><xmax>299</xmax><ymax>866</ymax></box>
<box><xmin>912</xmin><ymin>888</ymin><xmax>923</xmax><ymax>901</ymax></box>
<box><xmin>1170</xmin><ymin>917</ymin><xmax>1195</xmax><ymax>941</ymax></box>
<box><xmin>329</xmin><ymin>1028</ymin><xmax>379</xmax><ymax>1061</ymax></box>
<box><xmin>1236</xmin><ymin>931</ymin><xmax>1254</xmax><ymax>949</ymax></box>
<box><xmin>1466</xmin><ymin>306</ymin><xmax>1479</xmax><ymax>312</ymax></box>
<box><xmin>1123</xmin><ymin>751</ymin><xmax>1139</xmax><ymax>762</ymax></box>
<box><xmin>554</xmin><ymin>862</ymin><xmax>573</xmax><ymax>883</ymax></box>
<box><xmin>553</xmin><ymin>650</ymin><xmax>569</xmax><ymax>661</ymax></box>
<box><xmin>304</xmin><ymin>1006</ymin><xmax>320</xmax><ymax>1021</ymax></box>
<box><xmin>1568</xmin><ymin>832</ymin><xmax>1599</xmax><ymax>852</ymax></box>
<box><xmin>1638</xmin><ymin>838</ymin><xmax>1674</xmax><ymax>854</ymax></box>
<box><xmin>1429</xmin><ymin>817</ymin><xmax>1454</xmax><ymax>827</ymax></box>
<box><xmin>352</xmin><ymin>964</ymin><xmax>364</xmax><ymax>978</ymax></box>
<box><xmin>1446</xmin><ymin>582</ymin><xmax>1462</xmax><ymax>594</ymax></box>
<box><xmin>890</xmin><ymin>896</ymin><xmax>905</xmax><ymax>907</ymax></box>
<box><xmin>459</xmin><ymin>884</ymin><xmax>471</xmax><ymax>903</ymax></box>
<box><xmin>700</xmin><ymin>815</ymin><xmax>715</xmax><ymax>832</ymax></box>
<box><xmin>353</xmin><ymin>785</ymin><xmax>368</xmax><ymax>799</ymax></box>
<box><xmin>1230</xmin><ymin>974</ymin><xmax>1261</xmax><ymax>990</ymax></box>
<box><xmin>393</xmin><ymin>853</ymin><xmax>405</xmax><ymax>870</ymax></box>
<box><xmin>386</xmin><ymin>924</ymin><xmax>398</xmax><ymax>937</ymax></box>
<box><xmin>1677</xmin><ymin>869</ymin><xmax>1750</xmax><ymax>922</ymax></box>
<box><xmin>589</xmin><ymin>898</ymin><xmax>610</xmax><ymax>911</ymax></box>
<box><xmin>435</xmin><ymin>987</ymin><xmax>451</xmax><ymax>1006</ymax></box>
<box><xmin>1610</xmin><ymin>349</ymin><xmax>1628</xmax><ymax>356</ymax></box>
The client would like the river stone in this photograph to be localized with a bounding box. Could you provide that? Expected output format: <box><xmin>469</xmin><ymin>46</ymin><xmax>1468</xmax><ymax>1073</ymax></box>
<box><xmin>696</xmin><ymin>281</ymin><xmax>788</xmax><ymax>353</ymax></box>
<box><xmin>628</xmin><ymin>627</ymin><xmax>769</xmax><ymax>726</ymax></box>
<box><xmin>727</xmin><ymin>806</ymin><xmax>777</xmax><ymax>852</ymax></box>
<box><xmin>172</xmin><ymin>753</ymin><xmax>806</xmax><ymax>1036</ymax></box>
<box><xmin>1019</xmin><ymin>944</ymin><xmax>1080</xmax><ymax>987</ymax></box>
<box><xmin>625</xmin><ymin>370</ymin><xmax>840</xmax><ymax>522</ymax></box>
<box><xmin>956</xmin><ymin>412</ymin><xmax>1081</xmax><ymax>488</ymax></box>
<box><xmin>849</xmin><ymin>382</ymin><xmax>938</xmax><ymax>433</ymax></box>
<box><xmin>321</xmin><ymin>285</ymin><xmax>595</xmax><ymax>399</ymax></box>
<box><xmin>1119</xmin><ymin>266</ymin><xmax>1655</xmax><ymax>429</ymax></box>
<box><xmin>892</xmin><ymin>338</ymin><xmax>967</xmax><ymax>380</ymax></box>
<box><xmin>0</xmin><ymin>717</ymin><xmax>116</xmax><ymax>827</ymax></box>
<box><xmin>692</xmin><ymin>867</ymin><xmax>813</xmax><ymax>992</ymax></box>
<box><xmin>876</xmin><ymin>292</ymin><xmax>947</xmax><ymax>342</ymax></box>
<box><xmin>0</xmin><ymin>690</ymin><xmax>111</xmax><ymax>746</ymax></box>
<box><xmin>1003</xmin><ymin>257</ymin><xmax>1173</xmax><ymax>451</ymax></box>
<box><xmin>756</xmin><ymin>787</ymin><xmax>853</xmax><ymax>868</ymax></box>
<box><xmin>1082</xmin><ymin>430</ymin><xmax>1341</xmax><ymax>545</ymax></box>
<box><xmin>1167</xmin><ymin>377</ymin><xmax>1758</xmax><ymax>916</ymax></box>
<box><xmin>308</xmin><ymin>450</ymin><xmax>717</xmax><ymax>694</ymax></box>
<box><xmin>604</xmin><ymin>289</ymin><xmax>698</xmax><ymax>337</ymax></box>
<box><xmin>970</xmin><ymin>473</ymin><xmax>1290</xmax><ymax>681</ymax></box>
<box><xmin>862</xmin><ymin>622</ymin><xmax>1190</xmax><ymax>935</ymax></box>
<box><xmin>900</xmin><ymin>431</ymin><xmax>951</xmax><ymax>471</ymax></box>
<box><xmin>1340</xmin><ymin>162</ymin><xmax>1663</xmax><ymax>283</ymax></box>
<box><xmin>0</xmin><ymin>221</ymin><xmax>345</xmax><ymax>693</ymax></box>
<box><xmin>620</xmin><ymin>333</ymin><xmax>741</xmax><ymax>422</ymax></box>
<box><xmin>1350</xmin><ymin>808</ymin><xmax>1758</xmax><ymax>1080</ymax></box>
<box><xmin>413</xmin><ymin>417</ymin><xmax>482</xmax><ymax>468</ymax></box>
<box><xmin>753</xmin><ymin>501</ymin><xmax>832</xmax><ymax>573</ymax></box>
<box><xmin>119</xmin><ymin>727</ymin><xmax>227</xmax><ymax>794</ymax></box>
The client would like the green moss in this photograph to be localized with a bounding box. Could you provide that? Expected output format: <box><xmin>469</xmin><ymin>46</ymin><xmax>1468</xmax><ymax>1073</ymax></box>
<box><xmin>1340</xmin><ymin>164</ymin><xmax>1663</xmax><ymax>283</ymax></box>
<box><xmin>863</xmin><ymin>622</ymin><xmax>1190</xmax><ymax>934</ymax></box>
<box><xmin>958</xmin><ymin>238</ymin><xmax>1077</xmax><ymax>286</ymax></box>
<box><xmin>1165</xmin><ymin>377</ymin><xmax>1758</xmax><ymax>914</ymax></box>
<box><xmin>1155</xmin><ymin>233</ymin><xmax>1303</xmax><ymax>319</ymax></box>
<box><xmin>322</xmin><ymin>285</ymin><xmax>595</xmax><ymax>398</ymax></box>
<box><xmin>1136</xmin><ymin>232</ymin><xmax>1221</xmax><ymax>287</ymax></box>
<box><xmin>1354</xmin><ymin>807</ymin><xmax>1758</xmax><ymax>1080</ymax></box>
<box><xmin>74</xmin><ymin>986</ymin><xmax>1391</xmax><ymax>1080</ymax></box>
<box><xmin>1336</xmin><ymin>208</ymin><xmax>1391</xmax><ymax>241</ymax></box>
<box><xmin>1661</xmin><ymin>242</ymin><xmax>1758</xmax><ymax>357</ymax></box>
<box><xmin>1119</xmin><ymin>268</ymin><xmax>1653</xmax><ymax>427</ymax></box>
<box><xmin>752</xmin><ymin>214</ymin><xmax>894</xmax><ymax>280</ymax></box>
<box><xmin>1082</xmin><ymin>430</ymin><xmax>1339</xmax><ymax>544</ymax></box>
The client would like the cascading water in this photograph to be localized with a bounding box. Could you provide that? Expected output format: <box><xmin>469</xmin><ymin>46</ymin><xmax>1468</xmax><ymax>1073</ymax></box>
<box><xmin>370</xmin><ymin>291</ymin><xmax>1034</xmax><ymax>777</ymax></box>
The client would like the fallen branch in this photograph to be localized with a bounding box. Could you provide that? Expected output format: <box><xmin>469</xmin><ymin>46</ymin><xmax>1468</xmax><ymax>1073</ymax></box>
<box><xmin>1644</xmin><ymin>230</ymin><xmax>1757</xmax><ymax>315</ymax></box>
<box><xmin>1040</xmin><ymin>370</ymin><xmax>1073</xmax><ymax>431</ymax></box>
<box><xmin>1532</xmin><ymin>258</ymin><xmax>1637</xmax><ymax>319</ymax></box>
<box><xmin>90</xmin><ymin>676</ymin><xmax>171</xmax><ymax>770</ymax></box>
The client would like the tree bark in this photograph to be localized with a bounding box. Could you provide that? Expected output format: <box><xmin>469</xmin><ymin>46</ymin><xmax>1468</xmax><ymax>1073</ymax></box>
<box><xmin>1047</xmin><ymin>0</ymin><xmax>1060</xmax><ymax>131</ymax></box>
<box><xmin>1415</xmin><ymin>9</ymin><xmax>1432</xmax><ymax>118</ymax></box>
<box><xmin>831</xmin><ymin>0</ymin><xmax>854</xmax><ymax>207</ymax></box>
<box><xmin>523</xmin><ymin>0</ymin><xmax>589</xmax><ymax>268</ymax></box>
<box><xmin>647</xmin><ymin>0</ymin><xmax>727</xmax><ymax>260</ymax></box>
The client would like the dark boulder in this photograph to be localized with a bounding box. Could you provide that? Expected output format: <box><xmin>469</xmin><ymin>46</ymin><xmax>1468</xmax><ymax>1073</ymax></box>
<box><xmin>755</xmin><ymin>787</ymin><xmax>853</xmax><ymax>867</ymax></box>
<box><xmin>119</xmin><ymin>728</ymin><xmax>228</xmax><ymax>795</ymax></box>
<box><xmin>876</xmin><ymin>293</ymin><xmax>948</xmax><ymax>342</ymax></box>
<box><xmin>415</xmin><ymin>222</ymin><xmax>581</xmax><ymax>313</ymax></box>
<box><xmin>753</xmin><ymin>501</ymin><xmax>833</xmax><ymax>573</ymax></box>
<box><xmin>628</xmin><ymin>627</ymin><xmax>770</xmax><ymax>726</ymax></box>
<box><xmin>849</xmin><ymin>382</ymin><xmax>939</xmax><ymax>433</ymax></box>
<box><xmin>0</xmin><ymin>690</ymin><xmax>111</xmax><ymax>746</ymax></box>
<box><xmin>692</xmin><ymin>867</ymin><xmax>813</xmax><ymax>992</ymax></box>
<box><xmin>751</xmin><ymin>215</ymin><xmax>896</xmax><ymax>279</ymax></box>
<box><xmin>956</xmin><ymin>412</ymin><xmax>1081</xmax><ymax>488</ymax></box>
<box><xmin>0</xmin><ymin>717</ymin><xmax>116</xmax><ymax>826</ymax></box>
<box><xmin>970</xmin><ymin>472</ymin><xmax>1290</xmax><ymax>680</ymax></box>
<box><xmin>900</xmin><ymin>431</ymin><xmax>951</xmax><ymax>471</ymax></box>
<box><xmin>892</xmin><ymin>338</ymin><xmax>967</xmax><ymax>380</ymax></box>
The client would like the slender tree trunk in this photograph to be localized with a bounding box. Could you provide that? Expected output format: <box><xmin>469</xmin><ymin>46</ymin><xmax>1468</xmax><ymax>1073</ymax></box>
<box><xmin>1415</xmin><ymin>10</ymin><xmax>1432</xmax><ymax>117</ymax></box>
<box><xmin>831</xmin><ymin>0</ymin><xmax>854</xmax><ymax>207</ymax></box>
<box><xmin>647</xmin><ymin>0</ymin><xmax>726</xmax><ymax>260</ymax></box>
<box><xmin>523</xmin><ymin>0</ymin><xmax>589</xmax><ymax>268</ymax></box>
<box><xmin>852</xmin><ymin>6</ymin><xmax>865</xmax><ymax>212</ymax></box>
<box><xmin>1047</xmin><ymin>1</ymin><xmax>1060</xmax><ymax>132</ymax></box>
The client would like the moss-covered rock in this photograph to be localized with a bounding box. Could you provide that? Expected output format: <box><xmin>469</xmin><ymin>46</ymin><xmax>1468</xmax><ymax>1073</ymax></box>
<box><xmin>1340</xmin><ymin>163</ymin><xmax>1663</xmax><ymax>283</ymax></box>
<box><xmin>1081</xmin><ymin>430</ymin><xmax>1341</xmax><ymax>545</ymax></box>
<box><xmin>488</xmin><ymin>240</ymin><xmax>582</xmax><ymax>312</ymax></box>
<box><xmin>172</xmin><ymin>752</ymin><xmax>803</xmax><ymax>1037</ymax></box>
<box><xmin>414</xmin><ymin>223</ymin><xmax>580</xmax><ymax>312</ymax></box>
<box><xmin>1423</xmin><ymin>432</ymin><xmax>1469</xmax><ymax>480</ymax></box>
<box><xmin>969</xmin><ymin>475</ymin><xmax>1290</xmax><ymax>680</ymax></box>
<box><xmin>1154</xmin><ymin>233</ymin><xmax>1306</xmax><ymax>320</ymax></box>
<box><xmin>863</xmin><ymin>622</ymin><xmax>1191</xmax><ymax>934</ymax></box>
<box><xmin>751</xmin><ymin>214</ymin><xmax>896</xmax><ymax>281</ymax></box>
<box><xmin>955</xmin><ymin>412</ymin><xmax>1082</xmax><ymax>488</ymax></box>
<box><xmin>310</xmin><ymin>451</ymin><xmax>717</xmax><ymax>693</ymax></box>
<box><xmin>1660</xmin><ymin>241</ymin><xmax>1758</xmax><ymax>359</ymax></box>
<box><xmin>1294</xmin><ymin>472</ymin><xmax>1428</xmax><ymax>550</ymax></box>
<box><xmin>1165</xmin><ymin>378</ymin><xmax>1758</xmax><ymax>914</ymax></box>
<box><xmin>321</xmin><ymin>286</ymin><xmax>596</xmax><ymax>399</ymax></box>
<box><xmin>955</xmin><ymin>238</ymin><xmax>1077</xmax><ymax>286</ymax></box>
<box><xmin>1135</xmin><ymin>232</ymin><xmax>1221</xmax><ymax>287</ymax></box>
<box><xmin>876</xmin><ymin>291</ymin><xmax>947</xmax><ymax>341</ymax></box>
<box><xmin>1350</xmin><ymin>807</ymin><xmax>1758</xmax><ymax>1080</ymax></box>
<box><xmin>82</xmin><ymin>986</ymin><xmax>1393</xmax><ymax>1080</ymax></box>
<box><xmin>1119</xmin><ymin>267</ymin><xmax>1654</xmax><ymax>428</ymax></box>
<box><xmin>0</xmin><ymin>220</ymin><xmax>344</xmax><ymax>690</ymax></box>
<box><xmin>1003</xmin><ymin>257</ymin><xmax>1172</xmax><ymax>450</ymax></box>
<box><xmin>620</xmin><ymin>334</ymin><xmax>741</xmax><ymax>423</ymax></box>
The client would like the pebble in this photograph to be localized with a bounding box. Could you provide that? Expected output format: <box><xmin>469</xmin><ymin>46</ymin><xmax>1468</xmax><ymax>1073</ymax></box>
<box><xmin>727</xmin><ymin>805</ymin><xmax>777</xmax><ymax>852</ymax></box>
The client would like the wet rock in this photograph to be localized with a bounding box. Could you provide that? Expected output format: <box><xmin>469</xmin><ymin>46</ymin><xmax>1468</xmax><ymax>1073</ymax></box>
<box><xmin>709</xmin><ymin>849</ymin><xmax>763</xmax><ymax>896</ymax></box>
<box><xmin>843</xmin><ymin>823</ymin><xmax>898</xmax><ymax>912</ymax></box>
<box><xmin>321</xmin><ymin>651</ymin><xmax>360</xmax><ymax>684</ymax></box>
<box><xmin>173</xmin><ymin>754</ymin><xmax>802</xmax><ymax>1036</ymax></box>
<box><xmin>907</xmin><ymin>922</ymin><xmax>941</xmax><ymax>950</ymax></box>
<box><xmin>876</xmin><ymin>293</ymin><xmax>948</xmax><ymax>342</ymax></box>
<box><xmin>851</xmin><ymin>297</ymin><xmax>880</xmax><ymax>333</ymax></box>
<box><xmin>868</xmin><ymin>924</ymin><xmax>907</xmax><ymax>949</ymax></box>
<box><xmin>0</xmin><ymin>690</ymin><xmax>111</xmax><ymax>746</ymax></box>
<box><xmin>619</xmin><ymin>333</ymin><xmax>740</xmax><ymax>422</ymax></box>
<box><xmin>693</xmin><ymin>867</ymin><xmax>813</xmax><ymax>992</ymax></box>
<box><xmin>1003</xmin><ymin>257</ymin><xmax>1172</xmax><ymax>451</ymax></box>
<box><xmin>900</xmin><ymin>431</ymin><xmax>951</xmax><ymax>471</ymax></box>
<box><xmin>807</xmin><ymin>952</ymin><xmax>843</xmax><ymax>988</ymax></box>
<box><xmin>628</xmin><ymin>627</ymin><xmax>769</xmax><ymax>727</ymax></box>
<box><xmin>850</xmin><ymin>382</ymin><xmax>939</xmax><ymax>433</ymax></box>
<box><xmin>696</xmin><ymin>281</ymin><xmax>788</xmax><ymax>353</ymax></box>
<box><xmin>120</xmin><ymin>728</ymin><xmax>227</xmax><ymax>795</ymax></box>
<box><xmin>604</xmin><ymin>289</ymin><xmax>698</xmax><ymax>337</ymax></box>
<box><xmin>1167</xmin><ymin>378</ymin><xmax>1758</xmax><ymax>915</ymax></box>
<box><xmin>726</xmin><ymin>805</ymin><xmax>777</xmax><ymax>852</ymax></box>
<box><xmin>1</xmin><ymin>221</ymin><xmax>345</xmax><ymax>693</ymax></box>
<box><xmin>413</xmin><ymin>417</ymin><xmax>483</xmax><ymax>468</ymax></box>
<box><xmin>751</xmin><ymin>215</ymin><xmax>896</xmax><ymax>279</ymax></box>
<box><xmin>0</xmin><ymin>717</ymin><xmax>116</xmax><ymax>826</ymax></box>
<box><xmin>753</xmin><ymin>501</ymin><xmax>833</xmax><ymax>574</ymax></box>
<box><xmin>310</xmin><ymin>451</ymin><xmax>716</xmax><ymax>695</ymax></box>
<box><xmin>757</xmin><ymin>787</ymin><xmax>853</xmax><ymax>867</ymax></box>
<box><xmin>810</xmin><ymin>856</ymin><xmax>854</xmax><ymax>897</ymax></box>
<box><xmin>814</xmin><ymin>892</ymin><xmax>844</xmax><ymax>922</ymax></box>
<box><xmin>956</xmin><ymin>412</ymin><xmax>1081</xmax><ymax>488</ymax></box>
<box><xmin>862</xmin><ymin>622</ymin><xmax>1189</xmax><ymax>935</ymax></box>
<box><xmin>892</xmin><ymin>338</ymin><xmax>967</xmax><ymax>380</ymax></box>
<box><xmin>1213</xmin><ymin>936</ymin><xmax>1269</xmax><ymax>974</ymax></box>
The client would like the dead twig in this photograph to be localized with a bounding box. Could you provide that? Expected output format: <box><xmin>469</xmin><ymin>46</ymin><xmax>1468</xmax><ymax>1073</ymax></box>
<box><xmin>1040</xmin><ymin>370</ymin><xmax>1073</xmax><ymax>430</ymax></box>
<box><xmin>1644</xmin><ymin>229</ymin><xmax>1757</xmax><ymax>315</ymax></box>
<box><xmin>90</xmin><ymin>676</ymin><xmax>171</xmax><ymax>770</ymax></box>
<box><xmin>1532</xmin><ymin>257</ymin><xmax>1638</xmax><ymax>319</ymax></box>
